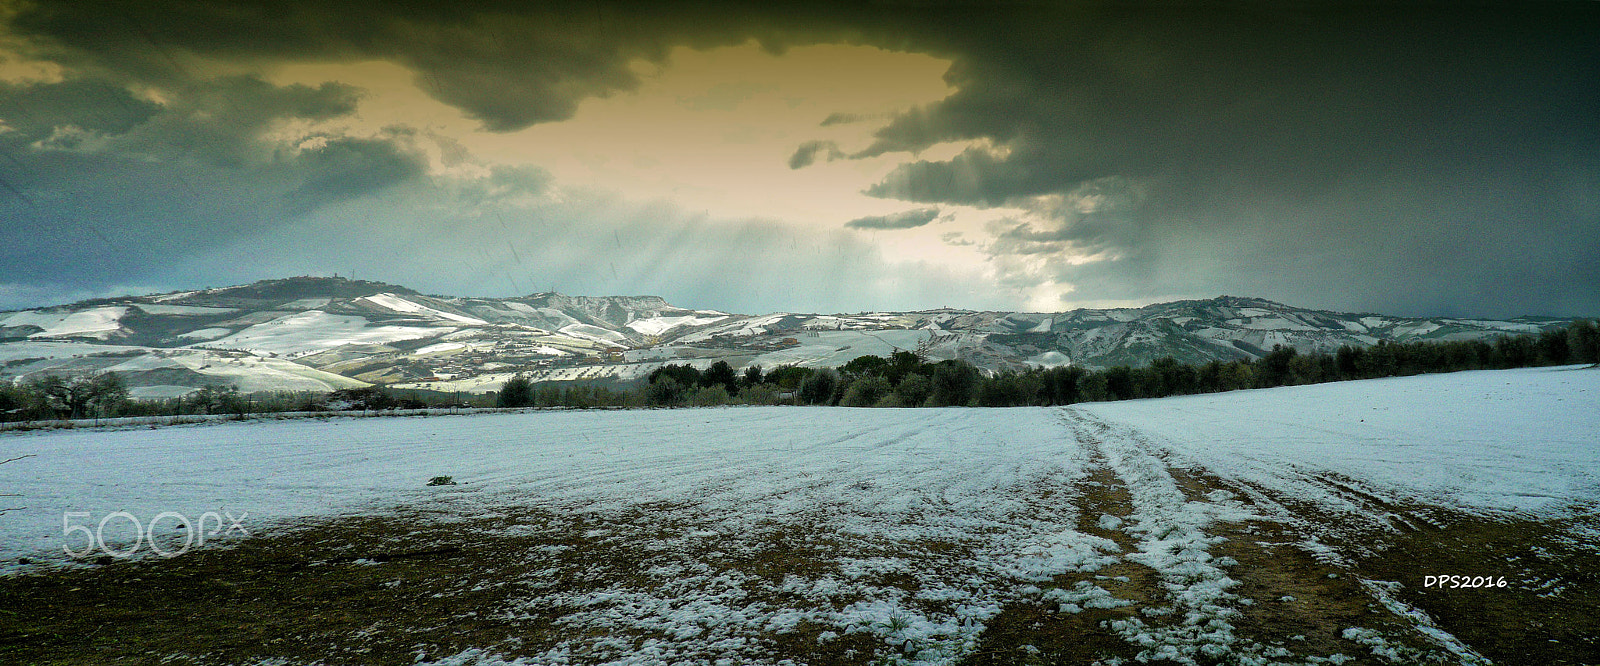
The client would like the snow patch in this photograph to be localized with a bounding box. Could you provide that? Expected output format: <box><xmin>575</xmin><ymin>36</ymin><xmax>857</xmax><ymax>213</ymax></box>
<box><xmin>198</xmin><ymin>311</ymin><xmax>450</xmax><ymax>356</ymax></box>
<box><xmin>359</xmin><ymin>294</ymin><xmax>489</xmax><ymax>325</ymax></box>
<box><xmin>2</xmin><ymin>306</ymin><xmax>128</xmax><ymax>339</ymax></box>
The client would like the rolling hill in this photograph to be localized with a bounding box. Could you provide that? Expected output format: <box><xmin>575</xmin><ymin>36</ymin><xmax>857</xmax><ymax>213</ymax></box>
<box><xmin>0</xmin><ymin>277</ymin><xmax>1570</xmax><ymax>398</ymax></box>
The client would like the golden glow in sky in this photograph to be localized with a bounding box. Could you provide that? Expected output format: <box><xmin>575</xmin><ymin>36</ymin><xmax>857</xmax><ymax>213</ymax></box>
<box><xmin>263</xmin><ymin>42</ymin><xmax>1080</xmax><ymax>307</ymax></box>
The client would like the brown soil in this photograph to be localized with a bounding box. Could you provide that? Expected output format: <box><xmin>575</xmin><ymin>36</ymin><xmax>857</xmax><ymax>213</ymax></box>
<box><xmin>0</xmin><ymin>505</ymin><xmax>889</xmax><ymax>665</ymax></box>
<box><xmin>2</xmin><ymin>461</ymin><xmax>1593</xmax><ymax>665</ymax></box>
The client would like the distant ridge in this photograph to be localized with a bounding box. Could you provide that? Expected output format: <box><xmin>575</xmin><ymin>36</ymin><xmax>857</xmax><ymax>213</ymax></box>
<box><xmin>195</xmin><ymin>276</ymin><xmax>422</xmax><ymax>301</ymax></box>
<box><xmin>0</xmin><ymin>278</ymin><xmax>1573</xmax><ymax>398</ymax></box>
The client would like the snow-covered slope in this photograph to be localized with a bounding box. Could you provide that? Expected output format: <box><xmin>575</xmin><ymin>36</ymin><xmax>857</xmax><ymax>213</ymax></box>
<box><xmin>0</xmin><ymin>278</ymin><xmax>1576</xmax><ymax>395</ymax></box>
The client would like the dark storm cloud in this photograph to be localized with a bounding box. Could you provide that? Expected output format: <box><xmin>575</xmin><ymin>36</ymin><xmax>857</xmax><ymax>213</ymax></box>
<box><xmin>843</xmin><ymin>3</ymin><xmax>1600</xmax><ymax>316</ymax></box>
<box><xmin>130</xmin><ymin>76</ymin><xmax>365</xmax><ymax>167</ymax></box>
<box><xmin>6</xmin><ymin>1</ymin><xmax>768</xmax><ymax>131</ymax></box>
<box><xmin>819</xmin><ymin>112</ymin><xmax>875</xmax><ymax>127</ymax></box>
<box><xmin>281</xmin><ymin>135</ymin><xmax>429</xmax><ymax>216</ymax></box>
<box><xmin>845</xmin><ymin>207</ymin><xmax>940</xmax><ymax>230</ymax></box>
<box><xmin>862</xmin><ymin>147</ymin><xmax>1011</xmax><ymax>206</ymax></box>
<box><xmin>0</xmin><ymin>3</ymin><xmax>435</xmax><ymax>294</ymax></box>
<box><xmin>0</xmin><ymin>73</ymin><xmax>364</xmax><ymax>167</ymax></box>
<box><xmin>787</xmin><ymin>140</ymin><xmax>842</xmax><ymax>169</ymax></box>
<box><xmin>0</xmin><ymin>79</ymin><xmax>160</xmax><ymax>138</ymax></box>
<box><xmin>3</xmin><ymin>0</ymin><xmax>1598</xmax><ymax>317</ymax></box>
<box><xmin>0</xmin><ymin>74</ymin><xmax>425</xmax><ymax>293</ymax></box>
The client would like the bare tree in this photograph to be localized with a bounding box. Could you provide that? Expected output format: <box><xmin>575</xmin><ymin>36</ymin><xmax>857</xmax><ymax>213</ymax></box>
<box><xmin>0</xmin><ymin>454</ymin><xmax>33</xmax><ymax>515</ymax></box>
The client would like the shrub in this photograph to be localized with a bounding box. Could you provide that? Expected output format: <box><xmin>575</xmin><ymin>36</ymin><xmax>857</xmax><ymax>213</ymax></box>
<box><xmin>688</xmin><ymin>384</ymin><xmax>730</xmax><ymax>407</ymax></box>
<box><xmin>736</xmin><ymin>383</ymin><xmax>779</xmax><ymax>405</ymax></box>
<box><xmin>840</xmin><ymin>375</ymin><xmax>892</xmax><ymax>407</ymax></box>
<box><xmin>646</xmin><ymin>376</ymin><xmax>688</xmax><ymax>406</ymax></box>
<box><xmin>798</xmin><ymin>369</ymin><xmax>839</xmax><ymax>405</ymax></box>
<box><xmin>927</xmin><ymin>361</ymin><xmax>979</xmax><ymax>406</ymax></box>
<box><xmin>893</xmin><ymin>373</ymin><xmax>933</xmax><ymax>407</ymax></box>
<box><xmin>497</xmin><ymin>374</ymin><xmax>534</xmax><ymax>408</ymax></box>
<box><xmin>329</xmin><ymin>386</ymin><xmax>396</xmax><ymax>411</ymax></box>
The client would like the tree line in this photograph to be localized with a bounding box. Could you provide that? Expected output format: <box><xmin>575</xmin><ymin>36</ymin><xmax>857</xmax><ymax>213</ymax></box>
<box><xmin>6</xmin><ymin>320</ymin><xmax>1596</xmax><ymax>420</ymax></box>
<box><xmin>0</xmin><ymin>378</ymin><xmax>480</xmax><ymax>424</ymax></box>
<box><xmin>499</xmin><ymin>319</ymin><xmax>1600</xmax><ymax>409</ymax></box>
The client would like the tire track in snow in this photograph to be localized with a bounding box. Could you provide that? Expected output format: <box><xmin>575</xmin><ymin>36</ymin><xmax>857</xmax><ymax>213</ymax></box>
<box><xmin>1063</xmin><ymin>408</ymin><xmax>1271</xmax><ymax>665</ymax></box>
<box><xmin>1060</xmin><ymin>408</ymin><xmax>1485</xmax><ymax>665</ymax></box>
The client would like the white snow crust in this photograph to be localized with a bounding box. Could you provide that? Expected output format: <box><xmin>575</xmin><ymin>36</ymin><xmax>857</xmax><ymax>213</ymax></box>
<box><xmin>1081</xmin><ymin>365</ymin><xmax>1600</xmax><ymax>517</ymax></box>
<box><xmin>624</xmin><ymin>315</ymin><xmax>727</xmax><ymax>337</ymax></box>
<box><xmin>3</xmin><ymin>365</ymin><xmax>1592</xmax><ymax>664</ymax></box>
<box><xmin>198</xmin><ymin>311</ymin><xmax>450</xmax><ymax>356</ymax></box>
<box><xmin>359</xmin><ymin>294</ymin><xmax>490</xmax><ymax>325</ymax></box>
<box><xmin>1</xmin><ymin>306</ymin><xmax>128</xmax><ymax>338</ymax></box>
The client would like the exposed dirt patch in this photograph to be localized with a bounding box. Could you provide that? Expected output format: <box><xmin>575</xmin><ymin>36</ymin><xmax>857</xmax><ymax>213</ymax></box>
<box><xmin>959</xmin><ymin>436</ymin><xmax>1467</xmax><ymax>665</ymax></box>
<box><xmin>4</xmin><ymin>460</ymin><xmax>1593</xmax><ymax>666</ymax></box>
<box><xmin>960</xmin><ymin>460</ymin><xmax>1152</xmax><ymax>665</ymax></box>
<box><xmin>0</xmin><ymin>505</ymin><xmax>893</xmax><ymax>665</ymax></box>
<box><xmin>1353</xmin><ymin>510</ymin><xmax>1600</xmax><ymax>666</ymax></box>
<box><xmin>1168</xmin><ymin>465</ymin><xmax>1600</xmax><ymax>666</ymax></box>
<box><xmin>1165</xmin><ymin>466</ymin><xmax>1460</xmax><ymax>663</ymax></box>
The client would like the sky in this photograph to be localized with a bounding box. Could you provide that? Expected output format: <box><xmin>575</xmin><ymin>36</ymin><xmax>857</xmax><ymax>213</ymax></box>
<box><xmin>0</xmin><ymin>1</ymin><xmax>1596</xmax><ymax>318</ymax></box>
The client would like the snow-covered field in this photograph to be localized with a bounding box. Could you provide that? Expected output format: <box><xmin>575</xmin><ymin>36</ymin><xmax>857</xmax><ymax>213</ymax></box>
<box><xmin>1</xmin><ymin>365</ymin><xmax>1595</xmax><ymax>664</ymax></box>
<box><xmin>748</xmin><ymin>329</ymin><xmax>936</xmax><ymax>368</ymax></box>
<box><xmin>1080</xmin><ymin>365</ymin><xmax>1600</xmax><ymax>518</ymax></box>
<box><xmin>199</xmin><ymin>310</ymin><xmax>451</xmax><ymax>356</ymax></box>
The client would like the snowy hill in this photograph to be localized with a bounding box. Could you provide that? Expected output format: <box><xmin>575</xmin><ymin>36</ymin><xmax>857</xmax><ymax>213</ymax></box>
<box><xmin>0</xmin><ymin>278</ymin><xmax>1573</xmax><ymax>397</ymax></box>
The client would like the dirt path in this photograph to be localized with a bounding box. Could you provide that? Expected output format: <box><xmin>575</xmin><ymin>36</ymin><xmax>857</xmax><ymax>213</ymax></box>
<box><xmin>1035</xmin><ymin>408</ymin><xmax>1597</xmax><ymax>666</ymax></box>
<box><xmin>964</xmin><ymin>410</ymin><xmax>1477</xmax><ymax>665</ymax></box>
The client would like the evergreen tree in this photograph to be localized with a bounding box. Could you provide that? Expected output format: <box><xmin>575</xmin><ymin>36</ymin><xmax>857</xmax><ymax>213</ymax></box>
<box><xmin>764</xmin><ymin>364</ymin><xmax>813</xmax><ymax>389</ymax></box>
<box><xmin>927</xmin><ymin>361</ymin><xmax>979</xmax><ymax>406</ymax></box>
<box><xmin>839</xmin><ymin>355</ymin><xmax>889</xmax><ymax>379</ymax></box>
<box><xmin>1569</xmin><ymin>320</ymin><xmax>1600</xmax><ymax>364</ymax></box>
<box><xmin>1259</xmin><ymin>345</ymin><xmax>1298</xmax><ymax>387</ymax></box>
<box><xmin>893</xmin><ymin>373</ymin><xmax>933</xmax><ymax>407</ymax></box>
<box><xmin>1040</xmin><ymin>366</ymin><xmax>1085</xmax><ymax>405</ymax></box>
<box><xmin>1537</xmin><ymin>328</ymin><xmax>1572</xmax><ymax>365</ymax></box>
<box><xmin>886</xmin><ymin>350</ymin><xmax>925</xmax><ymax>385</ymax></box>
<box><xmin>649</xmin><ymin>364</ymin><xmax>703</xmax><ymax>388</ymax></box>
<box><xmin>498</xmin><ymin>374</ymin><xmax>534</xmax><ymax>408</ymax></box>
<box><xmin>742</xmin><ymin>364</ymin><xmax>764</xmax><ymax>387</ymax></box>
<box><xmin>1104</xmin><ymin>366</ymin><xmax>1136</xmax><ymax>400</ymax></box>
<box><xmin>703</xmin><ymin>360</ymin><xmax>739</xmax><ymax>396</ymax></box>
<box><xmin>798</xmin><ymin>369</ymin><xmax>839</xmax><ymax>405</ymax></box>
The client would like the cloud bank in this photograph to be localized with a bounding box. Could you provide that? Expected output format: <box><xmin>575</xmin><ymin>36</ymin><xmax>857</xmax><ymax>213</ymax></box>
<box><xmin>1</xmin><ymin>1</ymin><xmax>1596</xmax><ymax>317</ymax></box>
